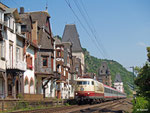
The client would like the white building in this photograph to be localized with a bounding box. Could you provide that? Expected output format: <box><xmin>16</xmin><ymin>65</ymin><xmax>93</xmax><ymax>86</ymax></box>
<box><xmin>4</xmin><ymin>7</ymin><xmax>26</xmax><ymax>98</ymax></box>
<box><xmin>113</xmin><ymin>74</ymin><xmax>124</xmax><ymax>92</ymax></box>
<box><xmin>24</xmin><ymin>46</ymin><xmax>35</xmax><ymax>94</ymax></box>
<box><xmin>19</xmin><ymin>11</ymin><xmax>36</xmax><ymax>95</ymax></box>
<box><xmin>0</xmin><ymin>6</ymin><xmax>6</xmax><ymax>99</ymax></box>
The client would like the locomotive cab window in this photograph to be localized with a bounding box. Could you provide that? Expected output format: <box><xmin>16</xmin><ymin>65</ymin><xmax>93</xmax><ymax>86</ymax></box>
<box><xmin>77</xmin><ymin>81</ymin><xmax>90</xmax><ymax>85</ymax></box>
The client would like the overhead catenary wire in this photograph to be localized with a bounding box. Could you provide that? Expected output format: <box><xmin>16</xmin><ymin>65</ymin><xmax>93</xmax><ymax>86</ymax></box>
<box><xmin>75</xmin><ymin>0</ymin><xmax>110</xmax><ymax>58</ymax></box>
<box><xmin>64</xmin><ymin>0</ymin><xmax>106</xmax><ymax>58</ymax></box>
<box><xmin>11</xmin><ymin>0</ymin><xmax>20</xmax><ymax>7</ymax></box>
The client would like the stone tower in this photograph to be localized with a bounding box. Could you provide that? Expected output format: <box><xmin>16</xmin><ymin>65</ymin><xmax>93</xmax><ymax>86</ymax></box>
<box><xmin>98</xmin><ymin>61</ymin><xmax>112</xmax><ymax>86</ymax></box>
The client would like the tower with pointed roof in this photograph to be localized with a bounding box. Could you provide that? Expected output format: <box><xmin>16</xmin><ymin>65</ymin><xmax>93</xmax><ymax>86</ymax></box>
<box><xmin>62</xmin><ymin>24</ymin><xmax>85</xmax><ymax>75</ymax></box>
<box><xmin>98</xmin><ymin>61</ymin><xmax>112</xmax><ymax>86</ymax></box>
<box><xmin>114</xmin><ymin>74</ymin><xmax>124</xmax><ymax>92</ymax></box>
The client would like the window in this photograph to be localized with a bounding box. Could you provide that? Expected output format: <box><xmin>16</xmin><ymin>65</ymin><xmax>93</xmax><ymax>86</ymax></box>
<box><xmin>16</xmin><ymin>47</ymin><xmax>20</xmax><ymax>62</ymax></box>
<box><xmin>77</xmin><ymin>81</ymin><xmax>90</xmax><ymax>85</ymax></box>
<box><xmin>75</xmin><ymin>67</ymin><xmax>79</xmax><ymax>72</ymax></box>
<box><xmin>26</xmin><ymin>55</ymin><xmax>33</xmax><ymax>70</ymax></box>
<box><xmin>92</xmin><ymin>81</ymin><xmax>94</xmax><ymax>85</ymax></box>
<box><xmin>9</xmin><ymin>43</ymin><xmax>13</xmax><ymax>67</ymax></box>
<box><xmin>51</xmin><ymin>57</ymin><xmax>53</xmax><ymax>70</ymax></box>
<box><xmin>42</xmin><ymin>56</ymin><xmax>48</xmax><ymax>67</ymax></box>
<box><xmin>25</xmin><ymin>78</ymin><xmax>29</xmax><ymax>93</ymax></box>
<box><xmin>0</xmin><ymin>11</ymin><xmax>2</xmax><ymax>22</ymax></box>
<box><xmin>0</xmin><ymin>41</ymin><xmax>5</xmax><ymax>59</ymax></box>
<box><xmin>30</xmin><ymin>79</ymin><xmax>34</xmax><ymax>94</ymax></box>
<box><xmin>57</xmin><ymin>51</ymin><xmax>61</xmax><ymax>57</ymax></box>
<box><xmin>21</xmin><ymin>25</ymin><xmax>27</xmax><ymax>32</ymax></box>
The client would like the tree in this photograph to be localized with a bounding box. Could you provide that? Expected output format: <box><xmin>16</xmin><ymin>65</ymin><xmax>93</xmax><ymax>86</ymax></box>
<box><xmin>134</xmin><ymin>48</ymin><xmax>150</xmax><ymax>99</ymax></box>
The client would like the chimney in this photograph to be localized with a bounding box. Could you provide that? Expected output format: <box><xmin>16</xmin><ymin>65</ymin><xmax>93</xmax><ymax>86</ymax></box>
<box><xmin>20</xmin><ymin>7</ymin><xmax>24</xmax><ymax>14</ymax></box>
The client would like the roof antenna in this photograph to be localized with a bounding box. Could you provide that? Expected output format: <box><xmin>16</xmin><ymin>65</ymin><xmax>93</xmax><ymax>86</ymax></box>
<box><xmin>45</xmin><ymin>0</ymin><xmax>48</xmax><ymax>12</ymax></box>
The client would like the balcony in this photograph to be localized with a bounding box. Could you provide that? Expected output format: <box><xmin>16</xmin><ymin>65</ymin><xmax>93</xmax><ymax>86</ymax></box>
<box><xmin>0</xmin><ymin>59</ymin><xmax>6</xmax><ymax>70</ymax></box>
<box><xmin>15</xmin><ymin>61</ymin><xmax>27</xmax><ymax>71</ymax></box>
<box><xmin>7</xmin><ymin>61</ymin><xmax>26</xmax><ymax>71</ymax></box>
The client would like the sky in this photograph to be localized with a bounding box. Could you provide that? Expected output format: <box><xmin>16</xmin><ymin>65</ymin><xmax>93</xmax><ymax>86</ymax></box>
<box><xmin>2</xmin><ymin>0</ymin><xmax>150</xmax><ymax>71</ymax></box>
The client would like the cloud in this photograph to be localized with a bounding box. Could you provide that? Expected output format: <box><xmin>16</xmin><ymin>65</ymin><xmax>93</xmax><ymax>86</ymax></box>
<box><xmin>137</xmin><ymin>42</ymin><xmax>147</xmax><ymax>47</ymax></box>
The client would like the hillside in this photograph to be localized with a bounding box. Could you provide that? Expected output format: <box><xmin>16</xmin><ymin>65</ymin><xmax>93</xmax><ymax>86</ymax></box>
<box><xmin>83</xmin><ymin>48</ymin><xmax>133</xmax><ymax>96</ymax></box>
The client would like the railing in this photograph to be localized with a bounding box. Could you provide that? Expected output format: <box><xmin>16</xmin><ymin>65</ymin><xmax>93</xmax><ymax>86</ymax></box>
<box><xmin>7</xmin><ymin>61</ymin><xmax>27</xmax><ymax>71</ymax></box>
<box><xmin>16</xmin><ymin>61</ymin><xmax>27</xmax><ymax>71</ymax></box>
<box><xmin>0</xmin><ymin>59</ymin><xmax>6</xmax><ymax>70</ymax></box>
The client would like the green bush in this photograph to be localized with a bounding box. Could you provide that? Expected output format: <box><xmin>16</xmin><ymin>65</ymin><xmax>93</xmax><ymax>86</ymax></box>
<box><xmin>17</xmin><ymin>94</ymin><xmax>24</xmax><ymax>99</ymax></box>
<box><xmin>64</xmin><ymin>103</ymin><xmax>70</xmax><ymax>106</ymax></box>
<box><xmin>13</xmin><ymin>101</ymin><xmax>29</xmax><ymax>110</ymax></box>
<box><xmin>132</xmin><ymin>97</ymin><xmax>150</xmax><ymax>113</ymax></box>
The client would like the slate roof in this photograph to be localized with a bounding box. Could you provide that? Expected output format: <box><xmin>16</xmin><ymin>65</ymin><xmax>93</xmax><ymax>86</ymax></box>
<box><xmin>19</xmin><ymin>11</ymin><xmax>53</xmax><ymax>49</ymax></box>
<box><xmin>114</xmin><ymin>74</ymin><xmax>122</xmax><ymax>82</ymax></box>
<box><xmin>29</xmin><ymin>11</ymin><xmax>50</xmax><ymax>30</ymax></box>
<box><xmin>19</xmin><ymin>13</ymin><xmax>32</xmax><ymax>32</ymax></box>
<box><xmin>62</xmin><ymin>24</ymin><xmax>83</xmax><ymax>52</ymax></box>
<box><xmin>4</xmin><ymin>8</ymin><xmax>16</xmax><ymax>14</ymax></box>
<box><xmin>25</xmin><ymin>11</ymin><xmax>53</xmax><ymax>49</ymax></box>
<box><xmin>5</xmin><ymin>8</ymin><xmax>21</xmax><ymax>22</ymax></box>
<box><xmin>98</xmin><ymin>61</ymin><xmax>110</xmax><ymax>76</ymax></box>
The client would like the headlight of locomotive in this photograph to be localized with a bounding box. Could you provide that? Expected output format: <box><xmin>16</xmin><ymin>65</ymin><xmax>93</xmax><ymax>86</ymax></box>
<box><xmin>88</xmin><ymin>92</ymin><xmax>90</xmax><ymax>95</ymax></box>
<box><xmin>75</xmin><ymin>92</ymin><xmax>78</xmax><ymax>95</ymax></box>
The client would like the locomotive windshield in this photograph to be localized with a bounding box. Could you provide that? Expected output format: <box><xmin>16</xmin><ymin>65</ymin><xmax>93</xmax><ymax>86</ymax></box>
<box><xmin>77</xmin><ymin>81</ymin><xmax>90</xmax><ymax>85</ymax></box>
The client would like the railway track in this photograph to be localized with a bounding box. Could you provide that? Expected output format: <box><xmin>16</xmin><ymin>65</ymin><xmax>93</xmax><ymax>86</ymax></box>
<box><xmin>69</xmin><ymin>99</ymin><xmax>127</xmax><ymax>113</ymax></box>
<box><xmin>10</xmin><ymin>99</ymin><xmax>128</xmax><ymax>113</ymax></box>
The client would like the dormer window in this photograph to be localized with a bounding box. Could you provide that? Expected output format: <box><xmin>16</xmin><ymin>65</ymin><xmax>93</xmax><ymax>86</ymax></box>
<box><xmin>21</xmin><ymin>25</ymin><xmax>27</xmax><ymax>32</ymax></box>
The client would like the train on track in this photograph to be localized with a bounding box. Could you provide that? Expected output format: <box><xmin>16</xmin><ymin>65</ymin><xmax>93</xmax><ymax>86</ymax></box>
<box><xmin>75</xmin><ymin>78</ymin><xmax>126</xmax><ymax>104</ymax></box>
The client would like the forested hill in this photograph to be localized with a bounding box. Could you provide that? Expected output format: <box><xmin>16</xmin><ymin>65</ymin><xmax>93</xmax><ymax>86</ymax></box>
<box><xmin>83</xmin><ymin>48</ymin><xmax>133</xmax><ymax>96</ymax></box>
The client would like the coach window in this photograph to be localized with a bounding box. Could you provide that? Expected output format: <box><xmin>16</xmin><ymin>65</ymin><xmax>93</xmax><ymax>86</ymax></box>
<box><xmin>83</xmin><ymin>81</ymin><xmax>86</xmax><ymax>85</ymax></box>
<box><xmin>77</xmin><ymin>81</ymin><xmax>82</xmax><ymax>85</ymax></box>
<box><xmin>92</xmin><ymin>81</ymin><xmax>94</xmax><ymax>85</ymax></box>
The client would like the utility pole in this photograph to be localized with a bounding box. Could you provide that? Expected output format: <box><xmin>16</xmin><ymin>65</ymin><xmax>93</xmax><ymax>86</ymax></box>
<box><xmin>130</xmin><ymin>66</ymin><xmax>134</xmax><ymax>90</ymax></box>
<box><xmin>130</xmin><ymin>66</ymin><xmax>135</xmax><ymax>98</ymax></box>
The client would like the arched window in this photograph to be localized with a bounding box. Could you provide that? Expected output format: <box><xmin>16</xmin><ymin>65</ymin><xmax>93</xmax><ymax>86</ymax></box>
<box><xmin>24</xmin><ymin>77</ymin><xmax>29</xmax><ymax>93</ymax></box>
<box><xmin>30</xmin><ymin>78</ymin><xmax>34</xmax><ymax>94</ymax></box>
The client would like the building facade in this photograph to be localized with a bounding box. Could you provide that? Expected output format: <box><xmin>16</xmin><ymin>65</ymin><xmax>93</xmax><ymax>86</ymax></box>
<box><xmin>62</xmin><ymin>24</ymin><xmax>84</xmax><ymax>75</ymax></box>
<box><xmin>54</xmin><ymin>36</ymin><xmax>74</xmax><ymax>99</ymax></box>
<box><xmin>0</xmin><ymin>3</ymin><xmax>85</xmax><ymax>100</ymax></box>
<box><xmin>3</xmin><ymin>6</ymin><xmax>26</xmax><ymax>98</ymax></box>
<box><xmin>114</xmin><ymin>74</ymin><xmax>124</xmax><ymax>92</ymax></box>
<box><xmin>0</xmin><ymin>6</ymin><xmax>7</xmax><ymax>98</ymax></box>
<box><xmin>20</xmin><ymin>10</ymin><xmax>37</xmax><ymax>95</ymax></box>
